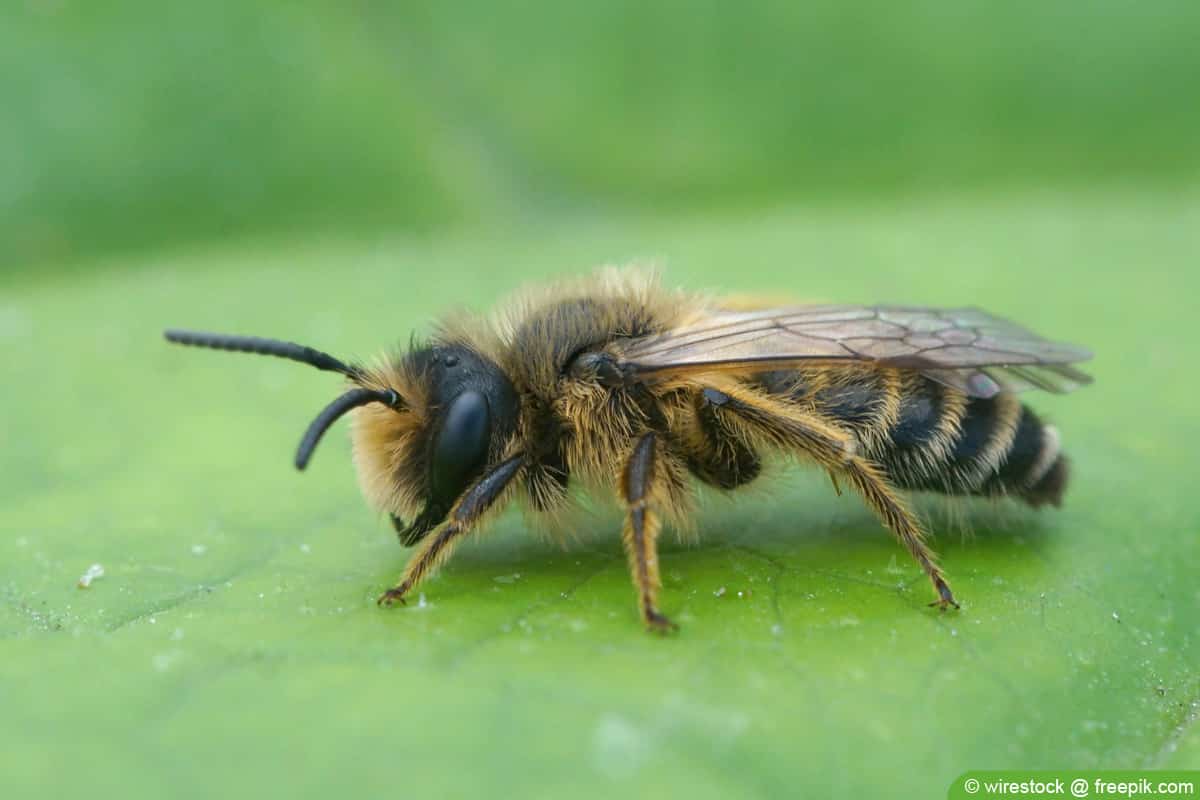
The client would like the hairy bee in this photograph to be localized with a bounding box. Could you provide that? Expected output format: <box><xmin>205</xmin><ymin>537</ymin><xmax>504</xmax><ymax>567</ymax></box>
<box><xmin>165</xmin><ymin>269</ymin><xmax>1092</xmax><ymax>632</ymax></box>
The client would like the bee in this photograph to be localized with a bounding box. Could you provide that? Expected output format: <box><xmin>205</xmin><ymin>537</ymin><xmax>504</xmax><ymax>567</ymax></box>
<box><xmin>165</xmin><ymin>269</ymin><xmax>1092</xmax><ymax>632</ymax></box>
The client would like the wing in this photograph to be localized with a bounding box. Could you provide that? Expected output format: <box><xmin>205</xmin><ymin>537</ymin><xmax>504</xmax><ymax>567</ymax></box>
<box><xmin>619</xmin><ymin>305</ymin><xmax>1093</xmax><ymax>398</ymax></box>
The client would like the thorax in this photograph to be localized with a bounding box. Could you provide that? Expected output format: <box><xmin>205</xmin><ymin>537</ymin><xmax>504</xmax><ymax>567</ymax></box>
<box><xmin>499</xmin><ymin>295</ymin><xmax>668</xmax><ymax>481</ymax></box>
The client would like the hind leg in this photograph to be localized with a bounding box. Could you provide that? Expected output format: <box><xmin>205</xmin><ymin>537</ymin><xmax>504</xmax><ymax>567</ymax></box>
<box><xmin>701</xmin><ymin>384</ymin><xmax>959</xmax><ymax>610</ymax></box>
<box><xmin>680</xmin><ymin>387</ymin><xmax>763</xmax><ymax>489</ymax></box>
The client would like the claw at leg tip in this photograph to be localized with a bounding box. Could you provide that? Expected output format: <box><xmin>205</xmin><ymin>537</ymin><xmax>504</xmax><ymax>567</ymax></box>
<box><xmin>377</xmin><ymin>589</ymin><xmax>408</xmax><ymax>607</ymax></box>
<box><xmin>644</xmin><ymin>611</ymin><xmax>679</xmax><ymax>634</ymax></box>
<box><xmin>925</xmin><ymin>579</ymin><xmax>961</xmax><ymax>611</ymax></box>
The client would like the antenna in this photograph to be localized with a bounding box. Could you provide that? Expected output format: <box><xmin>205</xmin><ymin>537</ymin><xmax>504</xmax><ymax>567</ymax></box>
<box><xmin>295</xmin><ymin>388</ymin><xmax>400</xmax><ymax>470</ymax></box>
<box><xmin>165</xmin><ymin>328</ymin><xmax>404</xmax><ymax>469</ymax></box>
<box><xmin>163</xmin><ymin>330</ymin><xmax>360</xmax><ymax>378</ymax></box>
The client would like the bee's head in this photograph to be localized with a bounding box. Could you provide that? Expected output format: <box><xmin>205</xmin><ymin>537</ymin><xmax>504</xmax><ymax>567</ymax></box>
<box><xmin>164</xmin><ymin>331</ymin><xmax>519</xmax><ymax>545</ymax></box>
<box><xmin>352</xmin><ymin>343</ymin><xmax>519</xmax><ymax>544</ymax></box>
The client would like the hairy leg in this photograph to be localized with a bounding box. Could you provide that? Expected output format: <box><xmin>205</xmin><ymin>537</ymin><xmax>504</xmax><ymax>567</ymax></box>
<box><xmin>702</xmin><ymin>385</ymin><xmax>958</xmax><ymax>609</ymax></box>
<box><xmin>377</xmin><ymin>454</ymin><xmax>524</xmax><ymax>606</ymax></box>
<box><xmin>620</xmin><ymin>432</ymin><xmax>677</xmax><ymax>632</ymax></box>
<box><xmin>680</xmin><ymin>387</ymin><xmax>762</xmax><ymax>489</ymax></box>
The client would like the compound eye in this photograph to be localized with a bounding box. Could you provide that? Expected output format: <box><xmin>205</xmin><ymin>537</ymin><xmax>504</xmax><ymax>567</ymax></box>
<box><xmin>428</xmin><ymin>390</ymin><xmax>491</xmax><ymax>510</ymax></box>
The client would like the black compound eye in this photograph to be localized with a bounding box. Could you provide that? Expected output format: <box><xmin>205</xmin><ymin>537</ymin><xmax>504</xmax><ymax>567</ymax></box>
<box><xmin>428</xmin><ymin>390</ymin><xmax>491</xmax><ymax>509</ymax></box>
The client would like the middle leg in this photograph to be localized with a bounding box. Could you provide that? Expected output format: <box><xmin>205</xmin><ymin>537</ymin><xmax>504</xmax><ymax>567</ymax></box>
<box><xmin>620</xmin><ymin>432</ymin><xmax>678</xmax><ymax>632</ymax></box>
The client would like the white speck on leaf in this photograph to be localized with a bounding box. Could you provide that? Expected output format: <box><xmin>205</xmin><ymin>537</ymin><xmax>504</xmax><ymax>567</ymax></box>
<box><xmin>299</xmin><ymin>543</ymin><xmax>311</xmax><ymax>554</ymax></box>
<box><xmin>1112</xmin><ymin>611</ymin><xmax>1121</xmax><ymax>623</ymax></box>
<box><xmin>191</xmin><ymin>544</ymin><xmax>207</xmax><ymax>556</ymax></box>
<box><xmin>591</xmin><ymin>714</ymin><xmax>650</xmax><ymax>779</ymax></box>
<box><xmin>714</xmin><ymin>586</ymin><xmax>727</xmax><ymax>598</ymax></box>
<box><xmin>494</xmin><ymin>574</ymin><xmax>520</xmax><ymax>584</ymax></box>
<box><xmin>0</xmin><ymin>306</ymin><xmax>33</xmax><ymax>340</ymax></box>
<box><xmin>77</xmin><ymin>564</ymin><xmax>104</xmax><ymax>588</ymax></box>
<box><xmin>152</xmin><ymin>652</ymin><xmax>180</xmax><ymax>673</ymax></box>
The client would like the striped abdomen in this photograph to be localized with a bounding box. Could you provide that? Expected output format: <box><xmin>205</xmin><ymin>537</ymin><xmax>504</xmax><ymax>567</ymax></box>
<box><xmin>757</xmin><ymin>367</ymin><xmax>1069</xmax><ymax>507</ymax></box>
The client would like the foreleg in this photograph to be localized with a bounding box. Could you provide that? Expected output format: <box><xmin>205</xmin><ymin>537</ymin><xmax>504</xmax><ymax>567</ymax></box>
<box><xmin>377</xmin><ymin>454</ymin><xmax>524</xmax><ymax>606</ymax></box>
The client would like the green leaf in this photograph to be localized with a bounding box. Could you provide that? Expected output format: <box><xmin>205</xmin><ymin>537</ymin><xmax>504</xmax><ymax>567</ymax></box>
<box><xmin>2</xmin><ymin>190</ymin><xmax>1196</xmax><ymax>797</ymax></box>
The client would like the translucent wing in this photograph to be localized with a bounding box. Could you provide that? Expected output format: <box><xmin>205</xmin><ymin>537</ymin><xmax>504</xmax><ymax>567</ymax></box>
<box><xmin>620</xmin><ymin>305</ymin><xmax>1093</xmax><ymax>398</ymax></box>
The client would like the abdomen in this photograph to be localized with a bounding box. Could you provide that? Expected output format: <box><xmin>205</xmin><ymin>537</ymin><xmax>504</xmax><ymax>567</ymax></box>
<box><xmin>757</xmin><ymin>367</ymin><xmax>1069</xmax><ymax>507</ymax></box>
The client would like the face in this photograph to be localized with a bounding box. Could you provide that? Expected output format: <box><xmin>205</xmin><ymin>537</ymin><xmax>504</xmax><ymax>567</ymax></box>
<box><xmin>352</xmin><ymin>343</ymin><xmax>519</xmax><ymax>544</ymax></box>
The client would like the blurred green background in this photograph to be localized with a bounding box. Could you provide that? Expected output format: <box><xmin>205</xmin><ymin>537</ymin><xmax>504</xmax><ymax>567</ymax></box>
<box><xmin>3</xmin><ymin>3</ymin><xmax>1198</xmax><ymax>799</ymax></box>
<box><xmin>3</xmin><ymin>0</ymin><xmax>1199</xmax><ymax>272</ymax></box>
